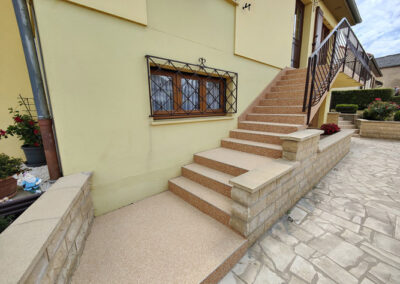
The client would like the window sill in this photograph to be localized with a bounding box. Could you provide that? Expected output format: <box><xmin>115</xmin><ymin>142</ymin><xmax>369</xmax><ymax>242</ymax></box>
<box><xmin>150</xmin><ymin>115</ymin><xmax>235</xmax><ymax>126</ymax></box>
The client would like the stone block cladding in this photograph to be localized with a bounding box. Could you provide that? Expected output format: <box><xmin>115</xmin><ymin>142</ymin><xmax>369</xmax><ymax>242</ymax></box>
<box><xmin>358</xmin><ymin>119</ymin><xmax>400</xmax><ymax>140</ymax></box>
<box><xmin>229</xmin><ymin>129</ymin><xmax>353</xmax><ymax>244</ymax></box>
<box><xmin>0</xmin><ymin>172</ymin><xmax>94</xmax><ymax>284</ymax></box>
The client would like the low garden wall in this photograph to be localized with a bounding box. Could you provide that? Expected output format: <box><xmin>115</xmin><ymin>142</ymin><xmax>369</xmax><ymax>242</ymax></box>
<box><xmin>0</xmin><ymin>172</ymin><xmax>93</xmax><ymax>283</ymax></box>
<box><xmin>358</xmin><ymin>119</ymin><xmax>400</xmax><ymax>140</ymax></box>
<box><xmin>229</xmin><ymin>129</ymin><xmax>353</xmax><ymax>244</ymax></box>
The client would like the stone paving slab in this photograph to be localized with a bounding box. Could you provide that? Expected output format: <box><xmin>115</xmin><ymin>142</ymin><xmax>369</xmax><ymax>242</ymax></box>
<box><xmin>221</xmin><ymin>138</ymin><xmax>400</xmax><ymax>284</ymax></box>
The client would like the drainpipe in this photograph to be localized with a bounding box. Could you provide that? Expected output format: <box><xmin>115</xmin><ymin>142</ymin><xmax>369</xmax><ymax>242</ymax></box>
<box><xmin>12</xmin><ymin>0</ymin><xmax>61</xmax><ymax>180</ymax></box>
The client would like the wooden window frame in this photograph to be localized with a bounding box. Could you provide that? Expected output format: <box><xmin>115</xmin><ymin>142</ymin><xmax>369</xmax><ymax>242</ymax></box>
<box><xmin>150</xmin><ymin>68</ymin><xmax>226</xmax><ymax>120</ymax></box>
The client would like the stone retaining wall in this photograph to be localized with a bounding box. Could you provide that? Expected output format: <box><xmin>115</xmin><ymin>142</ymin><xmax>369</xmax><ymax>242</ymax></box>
<box><xmin>358</xmin><ymin>119</ymin><xmax>400</xmax><ymax>140</ymax></box>
<box><xmin>327</xmin><ymin>112</ymin><xmax>339</xmax><ymax>125</ymax></box>
<box><xmin>229</xmin><ymin>129</ymin><xmax>353</xmax><ymax>244</ymax></box>
<box><xmin>0</xmin><ymin>172</ymin><xmax>93</xmax><ymax>283</ymax></box>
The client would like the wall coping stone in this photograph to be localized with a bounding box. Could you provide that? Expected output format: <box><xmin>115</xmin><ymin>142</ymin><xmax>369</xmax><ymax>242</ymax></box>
<box><xmin>328</xmin><ymin>112</ymin><xmax>340</xmax><ymax>114</ymax></box>
<box><xmin>318</xmin><ymin>129</ymin><xmax>354</xmax><ymax>152</ymax></box>
<box><xmin>280</xmin><ymin>129</ymin><xmax>323</xmax><ymax>142</ymax></box>
<box><xmin>229</xmin><ymin>159</ymin><xmax>298</xmax><ymax>194</ymax></box>
<box><xmin>0</xmin><ymin>172</ymin><xmax>92</xmax><ymax>283</ymax></box>
<box><xmin>358</xmin><ymin>119</ymin><xmax>400</xmax><ymax>125</ymax></box>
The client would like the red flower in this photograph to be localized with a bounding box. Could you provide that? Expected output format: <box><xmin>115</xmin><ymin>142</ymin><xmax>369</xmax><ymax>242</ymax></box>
<box><xmin>0</xmin><ymin>129</ymin><xmax>6</xmax><ymax>136</ymax></box>
<box><xmin>34</xmin><ymin>129</ymin><xmax>39</xmax><ymax>135</ymax></box>
<box><xmin>375</xmin><ymin>98</ymin><xmax>382</xmax><ymax>101</ymax></box>
<box><xmin>14</xmin><ymin>116</ymin><xmax>23</xmax><ymax>123</ymax></box>
<box><xmin>34</xmin><ymin>142</ymin><xmax>40</xmax><ymax>147</ymax></box>
<box><xmin>28</xmin><ymin>120</ymin><xmax>35</xmax><ymax>126</ymax></box>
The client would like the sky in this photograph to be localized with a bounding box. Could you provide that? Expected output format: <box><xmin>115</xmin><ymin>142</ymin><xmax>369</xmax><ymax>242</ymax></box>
<box><xmin>352</xmin><ymin>0</ymin><xmax>400</xmax><ymax>58</ymax></box>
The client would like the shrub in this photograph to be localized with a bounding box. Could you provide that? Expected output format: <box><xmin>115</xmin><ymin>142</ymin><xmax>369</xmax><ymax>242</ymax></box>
<box><xmin>394</xmin><ymin>111</ymin><xmax>400</xmax><ymax>121</ymax></box>
<box><xmin>331</xmin><ymin>88</ymin><xmax>395</xmax><ymax>110</ymax></box>
<box><xmin>390</xmin><ymin>96</ymin><xmax>400</xmax><ymax>105</ymax></box>
<box><xmin>335</xmin><ymin>104</ymin><xmax>358</xmax><ymax>113</ymax></box>
<box><xmin>320</xmin><ymin>123</ymin><xmax>340</xmax><ymax>135</ymax></box>
<box><xmin>363</xmin><ymin>99</ymin><xmax>399</xmax><ymax>121</ymax></box>
<box><xmin>0</xmin><ymin>153</ymin><xmax>24</xmax><ymax>179</ymax></box>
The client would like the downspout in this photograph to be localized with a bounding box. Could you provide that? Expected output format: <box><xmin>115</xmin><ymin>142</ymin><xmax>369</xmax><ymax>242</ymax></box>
<box><xmin>12</xmin><ymin>0</ymin><xmax>61</xmax><ymax>180</ymax></box>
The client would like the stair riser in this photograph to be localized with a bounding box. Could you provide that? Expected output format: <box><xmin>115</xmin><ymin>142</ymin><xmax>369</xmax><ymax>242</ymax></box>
<box><xmin>194</xmin><ymin>155</ymin><xmax>247</xmax><ymax>176</ymax></box>
<box><xmin>221</xmin><ymin>140</ymin><xmax>282</xmax><ymax>158</ymax></box>
<box><xmin>281</xmin><ymin>74</ymin><xmax>307</xmax><ymax>80</ymax></box>
<box><xmin>238</xmin><ymin>122</ymin><xmax>300</xmax><ymax>134</ymax></box>
<box><xmin>271</xmin><ymin>86</ymin><xmax>305</xmax><ymax>92</ymax></box>
<box><xmin>276</xmin><ymin>79</ymin><xmax>305</xmax><ymax>86</ymax></box>
<box><xmin>169</xmin><ymin>181</ymin><xmax>230</xmax><ymax>226</ymax></box>
<box><xmin>229</xmin><ymin>130</ymin><xmax>282</xmax><ymax>145</ymax></box>
<box><xmin>338</xmin><ymin>121</ymin><xmax>353</xmax><ymax>125</ymax></box>
<box><xmin>340</xmin><ymin>125</ymin><xmax>357</xmax><ymax>129</ymax></box>
<box><xmin>247</xmin><ymin>114</ymin><xmax>306</xmax><ymax>124</ymax></box>
<box><xmin>286</xmin><ymin>69</ymin><xmax>307</xmax><ymax>75</ymax></box>
<box><xmin>181</xmin><ymin>167</ymin><xmax>231</xmax><ymax>198</ymax></box>
<box><xmin>253</xmin><ymin>106</ymin><xmax>303</xmax><ymax>114</ymax></box>
<box><xmin>265</xmin><ymin>92</ymin><xmax>304</xmax><ymax>99</ymax></box>
<box><xmin>259</xmin><ymin>99</ymin><xmax>304</xmax><ymax>106</ymax></box>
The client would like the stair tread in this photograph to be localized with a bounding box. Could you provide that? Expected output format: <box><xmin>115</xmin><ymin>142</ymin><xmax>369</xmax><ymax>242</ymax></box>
<box><xmin>248</xmin><ymin>113</ymin><xmax>306</xmax><ymax>117</ymax></box>
<box><xmin>240</xmin><ymin>120</ymin><xmax>304</xmax><ymax>128</ymax></box>
<box><xmin>231</xmin><ymin>129</ymin><xmax>284</xmax><ymax>137</ymax></box>
<box><xmin>195</xmin><ymin>147</ymin><xmax>275</xmax><ymax>172</ymax></box>
<box><xmin>183</xmin><ymin>163</ymin><xmax>233</xmax><ymax>187</ymax></box>
<box><xmin>170</xmin><ymin>176</ymin><xmax>232</xmax><ymax>215</ymax></box>
<box><xmin>222</xmin><ymin>138</ymin><xmax>283</xmax><ymax>150</ymax></box>
<box><xmin>255</xmin><ymin>105</ymin><xmax>303</xmax><ymax>108</ymax></box>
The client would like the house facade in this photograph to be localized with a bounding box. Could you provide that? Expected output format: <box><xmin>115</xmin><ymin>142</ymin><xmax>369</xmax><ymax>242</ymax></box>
<box><xmin>1</xmin><ymin>0</ymin><xmax>375</xmax><ymax>216</ymax></box>
<box><xmin>376</xmin><ymin>53</ymin><xmax>400</xmax><ymax>90</ymax></box>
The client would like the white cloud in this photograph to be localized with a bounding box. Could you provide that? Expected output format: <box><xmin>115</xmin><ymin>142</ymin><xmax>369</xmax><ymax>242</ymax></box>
<box><xmin>353</xmin><ymin>0</ymin><xmax>400</xmax><ymax>57</ymax></box>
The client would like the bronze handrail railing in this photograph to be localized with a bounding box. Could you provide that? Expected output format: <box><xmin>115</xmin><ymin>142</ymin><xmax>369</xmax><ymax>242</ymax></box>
<box><xmin>302</xmin><ymin>18</ymin><xmax>373</xmax><ymax>124</ymax></box>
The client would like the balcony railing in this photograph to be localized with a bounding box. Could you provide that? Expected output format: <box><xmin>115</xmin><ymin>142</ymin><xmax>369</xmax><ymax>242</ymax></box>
<box><xmin>302</xmin><ymin>18</ymin><xmax>373</xmax><ymax>124</ymax></box>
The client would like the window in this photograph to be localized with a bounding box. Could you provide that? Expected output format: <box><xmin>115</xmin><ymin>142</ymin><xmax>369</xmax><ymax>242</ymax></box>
<box><xmin>146</xmin><ymin>55</ymin><xmax>238</xmax><ymax>120</ymax></box>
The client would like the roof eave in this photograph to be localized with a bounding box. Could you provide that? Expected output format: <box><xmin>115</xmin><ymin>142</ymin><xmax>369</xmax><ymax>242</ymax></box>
<box><xmin>346</xmin><ymin>0</ymin><xmax>362</xmax><ymax>24</ymax></box>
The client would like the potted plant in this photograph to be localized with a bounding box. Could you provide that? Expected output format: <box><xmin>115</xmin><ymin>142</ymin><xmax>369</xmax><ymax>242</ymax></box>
<box><xmin>0</xmin><ymin>108</ymin><xmax>45</xmax><ymax>166</ymax></box>
<box><xmin>0</xmin><ymin>154</ymin><xmax>24</xmax><ymax>199</ymax></box>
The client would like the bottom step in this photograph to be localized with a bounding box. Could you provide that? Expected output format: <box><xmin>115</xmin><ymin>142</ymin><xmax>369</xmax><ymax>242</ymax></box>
<box><xmin>72</xmin><ymin>191</ymin><xmax>247</xmax><ymax>284</ymax></box>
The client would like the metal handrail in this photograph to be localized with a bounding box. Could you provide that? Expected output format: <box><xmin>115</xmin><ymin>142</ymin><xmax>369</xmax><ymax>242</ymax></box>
<box><xmin>302</xmin><ymin>18</ymin><xmax>373</xmax><ymax>124</ymax></box>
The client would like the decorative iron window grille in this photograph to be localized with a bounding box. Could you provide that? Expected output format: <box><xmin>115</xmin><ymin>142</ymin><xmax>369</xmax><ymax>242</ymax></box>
<box><xmin>146</xmin><ymin>55</ymin><xmax>238</xmax><ymax>119</ymax></box>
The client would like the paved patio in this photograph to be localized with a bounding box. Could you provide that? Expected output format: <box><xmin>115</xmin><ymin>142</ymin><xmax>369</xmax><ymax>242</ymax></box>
<box><xmin>221</xmin><ymin>137</ymin><xmax>400</xmax><ymax>284</ymax></box>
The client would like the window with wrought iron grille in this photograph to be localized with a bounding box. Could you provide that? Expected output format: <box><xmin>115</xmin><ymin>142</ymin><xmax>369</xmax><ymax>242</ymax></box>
<box><xmin>146</xmin><ymin>55</ymin><xmax>238</xmax><ymax>119</ymax></box>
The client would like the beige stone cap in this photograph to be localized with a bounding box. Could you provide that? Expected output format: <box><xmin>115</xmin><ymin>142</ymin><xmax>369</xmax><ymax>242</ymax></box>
<box><xmin>328</xmin><ymin>112</ymin><xmax>340</xmax><ymax>114</ymax></box>
<box><xmin>0</xmin><ymin>172</ymin><xmax>92</xmax><ymax>283</ymax></box>
<box><xmin>280</xmin><ymin>129</ymin><xmax>324</xmax><ymax>142</ymax></box>
<box><xmin>357</xmin><ymin>119</ymin><xmax>400</xmax><ymax>124</ymax></box>
<box><xmin>318</xmin><ymin>129</ymin><xmax>354</xmax><ymax>153</ymax></box>
<box><xmin>229</xmin><ymin>159</ymin><xmax>298</xmax><ymax>194</ymax></box>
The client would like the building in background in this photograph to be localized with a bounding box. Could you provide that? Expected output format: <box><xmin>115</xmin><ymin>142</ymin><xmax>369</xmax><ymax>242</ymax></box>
<box><xmin>376</xmin><ymin>53</ymin><xmax>400</xmax><ymax>91</ymax></box>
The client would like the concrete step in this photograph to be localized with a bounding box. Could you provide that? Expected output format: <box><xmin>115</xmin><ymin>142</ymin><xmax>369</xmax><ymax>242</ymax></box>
<box><xmin>169</xmin><ymin>176</ymin><xmax>232</xmax><ymax>226</ymax></box>
<box><xmin>221</xmin><ymin>138</ymin><xmax>282</xmax><ymax>158</ymax></box>
<box><xmin>238</xmin><ymin>120</ymin><xmax>304</xmax><ymax>134</ymax></box>
<box><xmin>247</xmin><ymin>113</ymin><xmax>306</xmax><ymax>124</ymax></box>
<box><xmin>259</xmin><ymin>98</ymin><xmax>304</xmax><ymax>106</ymax></box>
<box><xmin>271</xmin><ymin>85</ymin><xmax>305</xmax><ymax>93</ymax></box>
<box><xmin>339</xmin><ymin>125</ymin><xmax>356</xmax><ymax>129</ymax></box>
<box><xmin>71</xmin><ymin>191</ymin><xmax>248</xmax><ymax>284</ymax></box>
<box><xmin>194</xmin><ymin>147</ymin><xmax>275</xmax><ymax>176</ymax></box>
<box><xmin>339</xmin><ymin>120</ymin><xmax>353</xmax><ymax>125</ymax></box>
<box><xmin>253</xmin><ymin>105</ymin><xmax>303</xmax><ymax>114</ymax></box>
<box><xmin>285</xmin><ymin>69</ymin><xmax>307</xmax><ymax>75</ymax></box>
<box><xmin>276</xmin><ymin>78</ymin><xmax>306</xmax><ymax>86</ymax></box>
<box><xmin>281</xmin><ymin>73</ymin><xmax>307</xmax><ymax>80</ymax></box>
<box><xmin>229</xmin><ymin>129</ymin><xmax>283</xmax><ymax>145</ymax></box>
<box><xmin>265</xmin><ymin>91</ymin><xmax>304</xmax><ymax>99</ymax></box>
<box><xmin>182</xmin><ymin>163</ymin><xmax>233</xmax><ymax>198</ymax></box>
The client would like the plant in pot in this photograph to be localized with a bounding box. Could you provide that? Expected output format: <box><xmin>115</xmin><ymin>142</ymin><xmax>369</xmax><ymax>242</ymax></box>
<box><xmin>0</xmin><ymin>153</ymin><xmax>24</xmax><ymax>199</ymax></box>
<box><xmin>0</xmin><ymin>108</ymin><xmax>46</xmax><ymax>166</ymax></box>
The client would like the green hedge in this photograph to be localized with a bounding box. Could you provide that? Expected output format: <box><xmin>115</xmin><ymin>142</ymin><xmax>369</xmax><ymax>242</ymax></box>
<box><xmin>395</xmin><ymin>111</ymin><xmax>400</xmax><ymax>121</ymax></box>
<box><xmin>331</xmin><ymin>88</ymin><xmax>395</xmax><ymax>110</ymax></box>
<box><xmin>390</xmin><ymin>96</ymin><xmax>400</xmax><ymax>104</ymax></box>
<box><xmin>335</xmin><ymin>104</ymin><xmax>358</xmax><ymax>113</ymax></box>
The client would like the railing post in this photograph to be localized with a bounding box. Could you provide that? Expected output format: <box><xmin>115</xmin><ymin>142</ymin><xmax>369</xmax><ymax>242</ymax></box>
<box><xmin>307</xmin><ymin>56</ymin><xmax>318</xmax><ymax>125</ymax></box>
<box><xmin>327</xmin><ymin>30</ymin><xmax>338</xmax><ymax>91</ymax></box>
<box><xmin>302</xmin><ymin>57</ymin><xmax>312</xmax><ymax>112</ymax></box>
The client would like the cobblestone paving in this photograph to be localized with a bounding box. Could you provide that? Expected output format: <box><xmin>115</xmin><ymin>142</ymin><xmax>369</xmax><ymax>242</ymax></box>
<box><xmin>221</xmin><ymin>138</ymin><xmax>400</xmax><ymax>284</ymax></box>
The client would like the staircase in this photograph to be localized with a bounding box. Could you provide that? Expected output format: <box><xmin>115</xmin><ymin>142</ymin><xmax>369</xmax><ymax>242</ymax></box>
<box><xmin>169</xmin><ymin>68</ymin><xmax>308</xmax><ymax>230</ymax></box>
<box><xmin>338</xmin><ymin>115</ymin><xmax>360</xmax><ymax>136</ymax></box>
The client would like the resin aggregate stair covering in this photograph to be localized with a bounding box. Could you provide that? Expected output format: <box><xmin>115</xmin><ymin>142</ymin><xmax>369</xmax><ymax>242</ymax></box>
<box><xmin>169</xmin><ymin>68</ymin><xmax>309</xmax><ymax>229</ymax></box>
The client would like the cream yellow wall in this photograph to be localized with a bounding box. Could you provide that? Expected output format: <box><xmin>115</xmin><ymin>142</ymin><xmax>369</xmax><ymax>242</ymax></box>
<box><xmin>64</xmin><ymin>0</ymin><xmax>147</xmax><ymax>25</ymax></box>
<box><xmin>33</xmin><ymin>0</ymin><xmax>282</xmax><ymax>215</ymax></box>
<box><xmin>0</xmin><ymin>0</ymin><xmax>34</xmax><ymax>159</ymax></box>
<box><xmin>234</xmin><ymin>0</ymin><xmax>295</xmax><ymax>69</ymax></box>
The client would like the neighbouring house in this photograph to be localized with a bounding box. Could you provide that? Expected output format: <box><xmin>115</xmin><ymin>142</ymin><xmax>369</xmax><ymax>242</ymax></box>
<box><xmin>1</xmin><ymin>0</ymin><xmax>377</xmax><ymax>215</ymax></box>
<box><xmin>376</xmin><ymin>53</ymin><xmax>400</xmax><ymax>91</ymax></box>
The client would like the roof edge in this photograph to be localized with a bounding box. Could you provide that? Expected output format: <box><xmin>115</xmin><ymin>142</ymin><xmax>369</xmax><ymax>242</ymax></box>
<box><xmin>346</xmin><ymin>0</ymin><xmax>362</xmax><ymax>24</ymax></box>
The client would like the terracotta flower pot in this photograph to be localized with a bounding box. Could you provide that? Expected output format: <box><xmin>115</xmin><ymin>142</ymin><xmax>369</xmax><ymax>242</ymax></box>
<box><xmin>0</xmin><ymin>176</ymin><xmax>18</xmax><ymax>199</ymax></box>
